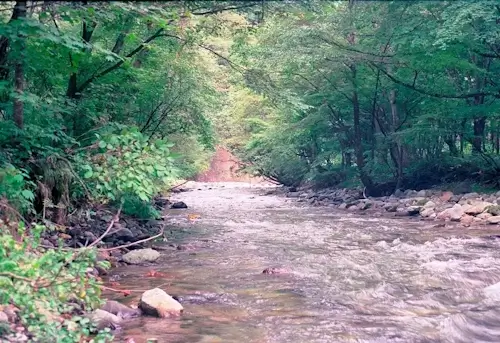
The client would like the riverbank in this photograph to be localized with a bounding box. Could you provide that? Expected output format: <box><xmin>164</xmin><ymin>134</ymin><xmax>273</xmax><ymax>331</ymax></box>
<box><xmin>0</xmin><ymin>195</ymin><xmax>187</xmax><ymax>342</ymax></box>
<box><xmin>279</xmin><ymin>186</ymin><xmax>500</xmax><ymax>226</ymax></box>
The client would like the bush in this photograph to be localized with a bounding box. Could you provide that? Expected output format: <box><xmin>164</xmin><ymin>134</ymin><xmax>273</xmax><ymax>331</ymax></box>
<box><xmin>0</xmin><ymin>222</ymin><xmax>112</xmax><ymax>342</ymax></box>
<box><xmin>0</xmin><ymin>165</ymin><xmax>35</xmax><ymax>217</ymax></box>
<box><xmin>80</xmin><ymin>128</ymin><xmax>178</xmax><ymax>203</ymax></box>
<box><xmin>120</xmin><ymin>194</ymin><xmax>161</xmax><ymax>220</ymax></box>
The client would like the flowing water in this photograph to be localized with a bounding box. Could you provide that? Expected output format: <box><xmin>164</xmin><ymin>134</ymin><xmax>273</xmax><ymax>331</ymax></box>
<box><xmin>106</xmin><ymin>182</ymin><xmax>500</xmax><ymax>343</ymax></box>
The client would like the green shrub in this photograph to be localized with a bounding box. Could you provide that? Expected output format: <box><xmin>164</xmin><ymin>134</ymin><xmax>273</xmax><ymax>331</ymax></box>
<box><xmin>0</xmin><ymin>222</ymin><xmax>112</xmax><ymax>342</ymax></box>
<box><xmin>120</xmin><ymin>194</ymin><xmax>161</xmax><ymax>220</ymax></box>
<box><xmin>0</xmin><ymin>165</ymin><xmax>35</xmax><ymax>216</ymax></box>
<box><xmin>80</xmin><ymin>128</ymin><xmax>178</xmax><ymax>203</ymax></box>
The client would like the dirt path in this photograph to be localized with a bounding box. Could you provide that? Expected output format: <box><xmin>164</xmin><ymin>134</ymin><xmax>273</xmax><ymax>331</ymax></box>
<box><xmin>110</xmin><ymin>182</ymin><xmax>500</xmax><ymax>343</ymax></box>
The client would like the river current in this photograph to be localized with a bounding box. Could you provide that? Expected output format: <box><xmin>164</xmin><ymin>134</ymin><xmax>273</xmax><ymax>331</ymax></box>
<box><xmin>106</xmin><ymin>182</ymin><xmax>500</xmax><ymax>343</ymax></box>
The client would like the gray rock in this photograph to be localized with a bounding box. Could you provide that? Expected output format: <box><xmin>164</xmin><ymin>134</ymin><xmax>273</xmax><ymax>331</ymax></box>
<box><xmin>0</xmin><ymin>311</ymin><xmax>8</xmax><ymax>322</ymax></box>
<box><xmin>406</xmin><ymin>206</ymin><xmax>422</xmax><ymax>216</ymax></box>
<box><xmin>122</xmin><ymin>248</ymin><xmax>160</xmax><ymax>264</ymax></box>
<box><xmin>171</xmin><ymin>201</ymin><xmax>188</xmax><ymax>209</ymax></box>
<box><xmin>462</xmin><ymin>192</ymin><xmax>480</xmax><ymax>200</ymax></box>
<box><xmin>420</xmin><ymin>208</ymin><xmax>435</xmax><ymax>218</ymax></box>
<box><xmin>416</xmin><ymin>190</ymin><xmax>427</xmax><ymax>197</ymax></box>
<box><xmin>83</xmin><ymin>231</ymin><xmax>98</xmax><ymax>241</ymax></box>
<box><xmin>139</xmin><ymin>288</ymin><xmax>183</xmax><ymax>318</ymax></box>
<box><xmin>88</xmin><ymin>309</ymin><xmax>122</xmax><ymax>331</ymax></box>
<box><xmin>384</xmin><ymin>203</ymin><xmax>398</xmax><ymax>212</ymax></box>
<box><xmin>423</xmin><ymin>201</ymin><xmax>436</xmax><ymax>209</ymax></box>
<box><xmin>487</xmin><ymin>216</ymin><xmax>500</xmax><ymax>225</ymax></box>
<box><xmin>393</xmin><ymin>189</ymin><xmax>404</xmax><ymax>197</ymax></box>
<box><xmin>405</xmin><ymin>190</ymin><xmax>417</xmax><ymax>197</ymax></box>
<box><xmin>100</xmin><ymin>300</ymin><xmax>141</xmax><ymax>319</ymax></box>
<box><xmin>100</xmin><ymin>215</ymin><xmax>113</xmax><ymax>222</ymax></box>
<box><xmin>112</xmin><ymin>227</ymin><xmax>135</xmax><ymax>240</ymax></box>
<box><xmin>464</xmin><ymin>202</ymin><xmax>493</xmax><ymax>215</ymax></box>
<box><xmin>437</xmin><ymin>204</ymin><xmax>464</xmax><ymax>221</ymax></box>
<box><xmin>338</xmin><ymin>203</ymin><xmax>347</xmax><ymax>209</ymax></box>
<box><xmin>287</xmin><ymin>192</ymin><xmax>301</xmax><ymax>198</ymax></box>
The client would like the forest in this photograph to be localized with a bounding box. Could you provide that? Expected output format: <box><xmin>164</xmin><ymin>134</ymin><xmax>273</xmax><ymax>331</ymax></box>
<box><xmin>0</xmin><ymin>0</ymin><xmax>500</xmax><ymax>341</ymax></box>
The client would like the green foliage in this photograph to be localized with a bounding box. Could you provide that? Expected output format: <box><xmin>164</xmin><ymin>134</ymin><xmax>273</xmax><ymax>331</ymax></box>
<box><xmin>221</xmin><ymin>0</ymin><xmax>500</xmax><ymax>192</ymax></box>
<box><xmin>80</xmin><ymin>128</ymin><xmax>177</xmax><ymax>203</ymax></box>
<box><xmin>0</xmin><ymin>222</ymin><xmax>112</xmax><ymax>342</ymax></box>
<box><xmin>121</xmin><ymin>194</ymin><xmax>161</xmax><ymax>220</ymax></box>
<box><xmin>0</xmin><ymin>165</ymin><xmax>35</xmax><ymax>216</ymax></box>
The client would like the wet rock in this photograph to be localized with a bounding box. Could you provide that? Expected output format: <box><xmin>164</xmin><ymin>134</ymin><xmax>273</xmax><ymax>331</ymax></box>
<box><xmin>406</xmin><ymin>206</ymin><xmax>422</xmax><ymax>216</ymax></box>
<box><xmin>171</xmin><ymin>201</ymin><xmax>188</xmax><ymax>209</ymax></box>
<box><xmin>286</xmin><ymin>192</ymin><xmax>301</xmax><ymax>198</ymax></box>
<box><xmin>338</xmin><ymin>203</ymin><xmax>347</xmax><ymax>209</ymax></box>
<box><xmin>437</xmin><ymin>204</ymin><xmax>464</xmax><ymax>221</ymax></box>
<box><xmin>487</xmin><ymin>216</ymin><xmax>500</xmax><ymax>225</ymax></box>
<box><xmin>462</xmin><ymin>192</ymin><xmax>480</xmax><ymax>200</ymax></box>
<box><xmin>477</xmin><ymin>212</ymin><xmax>493</xmax><ymax>220</ymax></box>
<box><xmin>422</xmin><ymin>201</ymin><xmax>436</xmax><ymax>209</ymax></box>
<box><xmin>154</xmin><ymin>197</ymin><xmax>170</xmax><ymax>207</ymax></box>
<box><xmin>420</xmin><ymin>208</ymin><xmax>435</xmax><ymax>218</ymax></box>
<box><xmin>111</xmin><ymin>226</ymin><xmax>135</xmax><ymax>241</ymax></box>
<box><xmin>262</xmin><ymin>267</ymin><xmax>290</xmax><ymax>275</ymax></box>
<box><xmin>101</xmin><ymin>300</ymin><xmax>141</xmax><ymax>319</ymax></box>
<box><xmin>89</xmin><ymin>309</ymin><xmax>122</xmax><ymax>331</ymax></box>
<box><xmin>413</xmin><ymin>198</ymin><xmax>428</xmax><ymax>206</ymax></box>
<box><xmin>139</xmin><ymin>288</ymin><xmax>183</xmax><ymax>318</ymax></box>
<box><xmin>384</xmin><ymin>203</ymin><xmax>398</xmax><ymax>212</ymax></box>
<box><xmin>176</xmin><ymin>244</ymin><xmax>195</xmax><ymax>251</ymax></box>
<box><xmin>357</xmin><ymin>201</ymin><xmax>372</xmax><ymax>210</ymax></box>
<box><xmin>122</xmin><ymin>248</ymin><xmax>160</xmax><ymax>264</ymax></box>
<box><xmin>440</xmin><ymin>191</ymin><xmax>454</xmax><ymax>202</ymax></box>
<box><xmin>460</xmin><ymin>214</ymin><xmax>475</xmax><ymax>225</ymax></box>
<box><xmin>464</xmin><ymin>202</ymin><xmax>492</xmax><ymax>215</ymax></box>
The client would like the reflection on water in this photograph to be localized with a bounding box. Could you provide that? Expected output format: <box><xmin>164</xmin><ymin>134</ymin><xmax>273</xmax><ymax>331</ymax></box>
<box><xmin>104</xmin><ymin>182</ymin><xmax>500</xmax><ymax>343</ymax></box>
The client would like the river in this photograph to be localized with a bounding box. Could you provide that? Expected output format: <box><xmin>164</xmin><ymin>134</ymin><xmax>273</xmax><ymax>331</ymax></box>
<box><xmin>106</xmin><ymin>182</ymin><xmax>500</xmax><ymax>343</ymax></box>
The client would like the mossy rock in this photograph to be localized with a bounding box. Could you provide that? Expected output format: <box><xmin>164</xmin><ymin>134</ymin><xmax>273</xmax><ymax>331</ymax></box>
<box><xmin>415</xmin><ymin>198</ymin><xmax>429</xmax><ymax>206</ymax></box>
<box><xmin>486</xmin><ymin>205</ymin><xmax>500</xmax><ymax>216</ymax></box>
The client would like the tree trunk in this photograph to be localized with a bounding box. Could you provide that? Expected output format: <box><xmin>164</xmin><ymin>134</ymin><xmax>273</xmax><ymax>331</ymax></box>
<box><xmin>472</xmin><ymin>117</ymin><xmax>486</xmax><ymax>153</ymax></box>
<box><xmin>0</xmin><ymin>2</ymin><xmax>27</xmax><ymax>81</ymax></box>
<box><xmin>444</xmin><ymin>135</ymin><xmax>459</xmax><ymax>156</ymax></box>
<box><xmin>388</xmin><ymin>88</ymin><xmax>404</xmax><ymax>189</ymax></box>
<box><xmin>66</xmin><ymin>18</ymin><xmax>97</xmax><ymax>99</ymax></box>
<box><xmin>351</xmin><ymin>64</ymin><xmax>375</xmax><ymax>192</ymax></box>
<box><xmin>12</xmin><ymin>1</ymin><xmax>27</xmax><ymax>129</ymax></box>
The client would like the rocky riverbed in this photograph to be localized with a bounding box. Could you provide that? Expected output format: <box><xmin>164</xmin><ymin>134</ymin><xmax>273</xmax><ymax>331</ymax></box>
<box><xmin>283</xmin><ymin>187</ymin><xmax>500</xmax><ymax>227</ymax></box>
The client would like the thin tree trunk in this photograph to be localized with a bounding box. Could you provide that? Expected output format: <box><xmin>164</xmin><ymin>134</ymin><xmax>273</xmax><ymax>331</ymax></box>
<box><xmin>13</xmin><ymin>1</ymin><xmax>27</xmax><ymax>129</ymax></box>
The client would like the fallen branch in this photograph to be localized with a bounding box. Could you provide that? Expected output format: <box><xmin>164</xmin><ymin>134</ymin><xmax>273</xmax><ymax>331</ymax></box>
<box><xmin>168</xmin><ymin>180</ymin><xmax>188</xmax><ymax>192</ymax></box>
<box><xmin>87</xmin><ymin>204</ymin><xmax>122</xmax><ymax>248</ymax></box>
<box><xmin>100</xmin><ymin>281</ymin><xmax>170</xmax><ymax>294</ymax></box>
<box><xmin>100</xmin><ymin>225</ymin><xmax>164</xmax><ymax>252</ymax></box>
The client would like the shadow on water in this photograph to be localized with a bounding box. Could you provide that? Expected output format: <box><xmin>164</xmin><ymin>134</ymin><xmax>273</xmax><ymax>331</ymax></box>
<box><xmin>104</xmin><ymin>182</ymin><xmax>500</xmax><ymax>343</ymax></box>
